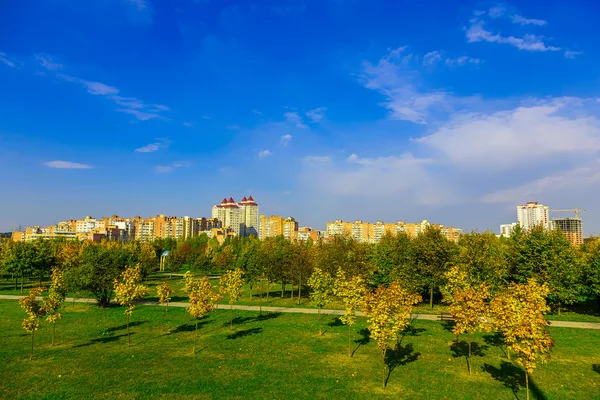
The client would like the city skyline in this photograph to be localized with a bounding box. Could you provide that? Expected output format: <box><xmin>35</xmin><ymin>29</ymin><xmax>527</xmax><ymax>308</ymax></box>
<box><xmin>1</xmin><ymin>1</ymin><xmax>599</xmax><ymax>234</ymax></box>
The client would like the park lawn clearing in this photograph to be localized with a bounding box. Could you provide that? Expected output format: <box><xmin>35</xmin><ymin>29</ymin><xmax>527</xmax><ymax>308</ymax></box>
<box><xmin>0</xmin><ymin>299</ymin><xmax>599</xmax><ymax>399</ymax></box>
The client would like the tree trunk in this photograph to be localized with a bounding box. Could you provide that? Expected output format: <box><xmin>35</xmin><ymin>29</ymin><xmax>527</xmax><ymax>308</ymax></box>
<box><xmin>194</xmin><ymin>319</ymin><xmax>198</xmax><ymax>354</ymax></box>
<box><xmin>558</xmin><ymin>306</ymin><xmax>561</xmax><ymax>316</ymax></box>
<box><xmin>20</xmin><ymin>275</ymin><xmax>24</xmax><ymax>294</ymax></box>
<box><xmin>39</xmin><ymin>274</ymin><xmax>42</xmax><ymax>286</ymax></box>
<box><xmin>266</xmin><ymin>280</ymin><xmax>270</xmax><ymax>302</ymax></box>
<box><xmin>14</xmin><ymin>276</ymin><xmax>17</xmax><ymax>290</ymax></box>
<box><xmin>525</xmin><ymin>371</ymin><xmax>529</xmax><ymax>400</ymax></box>
<box><xmin>281</xmin><ymin>282</ymin><xmax>285</xmax><ymax>298</ymax></box>
<box><xmin>429</xmin><ymin>286</ymin><xmax>433</xmax><ymax>310</ymax></box>
<box><xmin>166</xmin><ymin>300</ymin><xmax>169</xmax><ymax>312</ymax></box>
<box><xmin>249</xmin><ymin>284</ymin><xmax>253</xmax><ymax>301</ymax></box>
<box><xmin>127</xmin><ymin>314</ymin><xmax>131</xmax><ymax>347</ymax></box>
<box><xmin>30</xmin><ymin>330</ymin><xmax>35</xmax><ymax>361</ymax></box>
<box><xmin>348</xmin><ymin>324</ymin><xmax>351</xmax><ymax>357</ymax></box>
<box><xmin>468</xmin><ymin>340</ymin><xmax>471</xmax><ymax>375</ymax></box>
<box><xmin>318</xmin><ymin>308</ymin><xmax>322</xmax><ymax>335</ymax></box>
<box><xmin>382</xmin><ymin>349</ymin><xmax>386</xmax><ymax>389</ymax></box>
<box><xmin>507</xmin><ymin>347</ymin><xmax>510</xmax><ymax>361</ymax></box>
<box><xmin>52</xmin><ymin>322</ymin><xmax>56</xmax><ymax>346</ymax></box>
<box><xmin>297</xmin><ymin>275</ymin><xmax>302</xmax><ymax>305</ymax></box>
<box><xmin>230</xmin><ymin>305</ymin><xmax>233</xmax><ymax>330</ymax></box>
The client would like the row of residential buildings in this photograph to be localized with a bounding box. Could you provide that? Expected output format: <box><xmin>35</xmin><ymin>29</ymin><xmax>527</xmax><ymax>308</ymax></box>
<box><xmin>11</xmin><ymin>195</ymin><xmax>464</xmax><ymax>244</ymax></box>
<box><xmin>499</xmin><ymin>202</ymin><xmax>584</xmax><ymax>246</ymax></box>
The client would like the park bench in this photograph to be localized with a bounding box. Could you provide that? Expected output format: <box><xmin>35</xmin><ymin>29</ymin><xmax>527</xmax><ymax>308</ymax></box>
<box><xmin>437</xmin><ymin>312</ymin><xmax>454</xmax><ymax>321</ymax></box>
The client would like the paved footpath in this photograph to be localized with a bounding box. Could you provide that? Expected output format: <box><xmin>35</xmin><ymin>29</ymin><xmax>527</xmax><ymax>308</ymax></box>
<box><xmin>1</xmin><ymin>294</ymin><xmax>599</xmax><ymax>330</ymax></box>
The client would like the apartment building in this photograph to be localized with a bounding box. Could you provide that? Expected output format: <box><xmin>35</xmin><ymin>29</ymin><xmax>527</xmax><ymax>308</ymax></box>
<box><xmin>325</xmin><ymin>219</ymin><xmax>462</xmax><ymax>243</ymax></box>
<box><xmin>517</xmin><ymin>202</ymin><xmax>550</xmax><ymax>231</ymax></box>
<box><xmin>212</xmin><ymin>196</ymin><xmax>259</xmax><ymax>237</ymax></box>
<box><xmin>553</xmin><ymin>218</ymin><xmax>583</xmax><ymax>246</ymax></box>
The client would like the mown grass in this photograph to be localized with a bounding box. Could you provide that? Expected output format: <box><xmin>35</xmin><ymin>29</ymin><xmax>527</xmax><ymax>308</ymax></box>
<box><xmin>1</xmin><ymin>299</ymin><xmax>599</xmax><ymax>399</ymax></box>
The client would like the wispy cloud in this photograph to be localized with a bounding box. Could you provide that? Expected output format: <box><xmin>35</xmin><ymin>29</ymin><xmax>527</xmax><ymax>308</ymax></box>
<box><xmin>564</xmin><ymin>50</ymin><xmax>583</xmax><ymax>59</ymax></box>
<box><xmin>155</xmin><ymin>162</ymin><xmax>189</xmax><ymax>174</ymax></box>
<box><xmin>280</xmin><ymin>134</ymin><xmax>292</xmax><ymax>146</ymax></box>
<box><xmin>127</xmin><ymin>0</ymin><xmax>148</xmax><ymax>11</ymax></box>
<box><xmin>183</xmin><ymin>122</ymin><xmax>193</xmax><ymax>127</ymax></box>
<box><xmin>306</xmin><ymin>107</ymin><xmax>327</xmax><ymax>122</ymax></box>
<box><xmin>284</xmin><ymin>112</ymin><xmax>307</xmax><ymax>128</ymax></box>
<box><xmin>37</xmin><ymin>57</ymin><xmax>169</xmax><ymax>121</ymax></box>
<box><xmin>466</xmin><ymin>5</ymin><xmax>562</xmax><ymax>52</ymax></box>
<box><xmin>0</xmin><ymin>52</ymin><xmax>17</xmax><ymax>68</ymax></box>
<box><xmin>252</xmin><ymin>109</ymin><xmax>263</xmax><ymax>115</ymax></box>
<box><xmin>423</xmin><ymin>50</ymin><xmax>481</xmax><ymax>66</ymax></box>
<box><xmin>135</xmin><ymin>138</ymin><xmax>170</xmax><ymax>153</ymax></box>
<box><xmin>34</xmin><ymin>54</ymin><xmax>63</xmax><ymax>71</ymax></box>
<box><xmin>202</xmin><ymin>116</ymin><xmax>210</xmax><ymax>120</ymax></box>
<box><xmin>44</xmin><ymin>160</ymin><xmax>93</xmax><ymax>169</ymax></box>
<box><xmin>258</xmin><ymin>149</ymin><xmax>272</xmax><ymax>159</ymax></box>
<box><xmin>226</xmin><ymin>124</ymin><xmax>240</xmax><ymax>130</ymax></box>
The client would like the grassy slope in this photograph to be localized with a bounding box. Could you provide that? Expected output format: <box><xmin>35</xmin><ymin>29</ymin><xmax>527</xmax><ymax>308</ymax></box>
<box><xmin>1</xmin><ymin>300</ymin><xmax>599</xmax><ymax>399</ymax></box>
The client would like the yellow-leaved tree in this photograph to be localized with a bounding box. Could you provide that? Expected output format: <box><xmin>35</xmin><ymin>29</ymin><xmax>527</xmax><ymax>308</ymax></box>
<box><xmin>19</xmin><ymin>287</ymin><xmax>47</xmax><ymax>360</ymax></box>
<box><xmin>44</xmin><ymin>268</ymin><xmax>68</xmax><ymax>346</ymax></box>
<box><xmin>333</xmin><ymin>267</ymin><xmax>366</xmax><ymax>357</ymax></box>
<box><xmin>449</xmin><ymin>283</ymin><xmax>491</xmax><ymax>374</ymax></box>
<box><xmin>441</xmin><ymin>264</ymin><xmax>470</xmax><ymax>304</ymax></box>
<box><xmin>157</xmin><ymin>282</ymin><xmax>174</xmax><ymax>328</ymax></box>
<box><xmin>185</xmin><ymin>271</ymin><xmax>221</xmax><ymax>354</ymax></box>
<box><xmin>219</xmin><ymin>268</ymin><xmax>245</xmax><ymax>330</ymax></box>
<box><xmin>113</xmin><ymin>265</ymin><xmax>148</xmax><ymax>347</ymax></box>
<box><xmin>307</xmin><ymin>267</ymin><xmax>334</xmax><ymax>335</ymax></box>
<box><xmin>490</xmin><ymin>279</ymin><xmax>553</xmax><ymax>400</ymax></box>
<box><xmin>362</xmin><ymin>282</ymin><xmax>422</xmax><ymax>389</ymax></box>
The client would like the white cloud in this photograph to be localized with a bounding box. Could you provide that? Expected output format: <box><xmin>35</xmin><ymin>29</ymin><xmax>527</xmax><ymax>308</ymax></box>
<box><xmin>487</xmin><ymin>4</ymin><xmax>547</xmax><ymax>26</ymax></box>
<box><xmin>258</xmin><ymin>149</ymin><xmax>272</xmax><ymax>159</ymax></box>
<box><xmin>34</xmin><ymin>54</ymin><xmax>63</xmax><ymax>71</ymax></box>
<box><xmin>417</xmin><ymin>100</ymin><xmax>600</xmax><ymax>169</ymax></box>
<box><xmin>252</xmin><ymin>109</ymin><xmax>263</xmax><ymax>115</ymax></box>
<box><xmin>280</xmin><ymin>134</ymin><xmax>292</xmax><ymax>146</ymax></box>
<box><xmin>202</xmin><ymin>115</ymin><xmax>211</xmax><ymax>120</ymax></box>
<box><xmin>43</xmin><ymin>160</ymin><xmax>93</xmax><ymax>169</ymax></box>
<box><xmin>183</xmin><ymin>122</ymin><xmax>193</xmax><ymax>127</ymax></box>
<box><xmin>284</xmin><ymin>112</ymin><xmax>307</xmax><ymax>128</ymax></box>
<box><xmin>564</xmin><ymin>50</ymin><xmax>583</xmax><ymax>59</ymax></box>
<box><xmin>118</xmin><ymin>108</ymin><xmax>163</xmax><ymax>121</ymax></box>
<box><xmin>0</xmin><ymin>52</ymin><xmax>17</xmax><ymax>68</ymax></box>
<box><xmin>306</xmin><ymin>107</ymin><xmax>327</xmax><ymax>122</ymax></box>
<box><xmin>360</xmin><ymin>46</ymin><xmax>450</xmax><ymax>124</ymax></box>
<box><xmin>135</xmin><ymin>138</ymin><xmax>170</xmax><ymax>153</ymax></box>
<box><xmin>466</xmin><ymin>19</ymin><xmax>560</xmax><ymax>52</ymax></box>
<box><xmin>447</xmin><ymin>56</ymin><xmax>482</xmax><ymax>66</ymax></box>
<box><xmin>155</xmin><ymin>161</ymin><xmax>189</xmax><ymax>174</ymax></box>
<box><xmin>346</xmin><ymin>154</ymin><xmax>359</xmax><ymax>163</ymax></box>
<box><xmin>112</xmin><ymin>96</ymin><xmax>144</xmax><ymax>109</ymax></box>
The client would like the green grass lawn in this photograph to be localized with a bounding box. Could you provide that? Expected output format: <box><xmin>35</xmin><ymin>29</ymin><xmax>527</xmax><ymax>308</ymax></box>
<box><xmin>1</xmin><ymin>299</ymin><xmax>599</xmax><ymax>399</ymax></box>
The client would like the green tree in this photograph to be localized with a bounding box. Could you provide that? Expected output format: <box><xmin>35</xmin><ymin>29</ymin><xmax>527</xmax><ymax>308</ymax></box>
<box><xmin>456</xmin><ymin>232</ymin><xmax>509</xmax><ymax>293</ymax></box>
<box><xmin>372</xmin><ymin>232</ymin><xmax>416</xmax><ymax>289</ymax></box>
<box><xmin>113</xmin><ymin>265</ymin><xmax>149</xmax><ymax>346</ymax></box>
<box><xmin>580</xmin><ymin>237</ymin><xmax>600</xmax><ymax>311</ymax></box>
<box><xmin>412</xmin><ymin>226</ymin><xmax>459</xmax><ymax>309</ymax></box>
<box><xmin>307</xmin><ymin>267</ymin><xmax>334</xmax><ymax>335</ymax></box>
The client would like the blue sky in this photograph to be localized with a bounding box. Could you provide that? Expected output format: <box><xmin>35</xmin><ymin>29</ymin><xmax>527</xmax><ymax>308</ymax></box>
<box><xmin>1</xmin><ymin>0</ymin><xmax>599</xmax><ymax>234</ymax></box>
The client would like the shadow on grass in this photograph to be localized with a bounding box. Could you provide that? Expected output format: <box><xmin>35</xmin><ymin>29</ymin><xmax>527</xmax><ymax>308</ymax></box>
<box><xmin>168</xmin><ymin>319</ymin><xmax>211</xmax><ymax>335</ymax></box>
<box><xmin>327</xmin><ymin>317</ymin><xmax>344</xmax><ymax>327</ymax></box>
<box><xmin>226</xmin><ymin>327</ymin><xmax>263</xmax><ymax>340</ymax></box>
<box><xmin>593</xmin><ymin>364</ymin><xmax>600</xmax><ymax>374</ymax></box>
<box><xmin>482</xmin><ymin>361</ymin><xmax>548</xmax><ymax>400</ymax></box>
<box><xmin>107</xmin><ymin>320</ymin><xmax>149</xmax><ymax>333</ymax></box>
<box><xmin>385</xmin><ymin>343</ymin><xmax>420</xmax><ymax>387</ymax></box>
<box><xmin>441</xmin><ymin>320</ymin><xmax>455</xmax><ymax>333</ymax></box>
<box><xmin>226</xmin><ymin>312</ymin><xmax>283</xmax><ymax>327</ymax></box>
<box><xmin>73</xmin><ymin>334</ymin><xmax>131</xmax><ymax>348</ymax></box>
<box><xmin>483</xmin><ymin>332</ymin><xmax>508</xmax><ymax>358</ymax></box>
<box><xmin>450</xmin><ymin>340</ymin><xmax>488</xmax><ymax>358</ymax></box>
<box><xmin>352</xmin><ymin>328</ymin><xmax>371</xmax><ymax>357</ymax></box>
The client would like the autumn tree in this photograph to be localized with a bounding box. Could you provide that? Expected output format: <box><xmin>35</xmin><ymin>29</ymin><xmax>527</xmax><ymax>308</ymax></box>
<box><xmin>333</xmin><ymin>267</ymin><xmax>366</xmax><ymax>356</ymax></box>
<box><xmin>449</xmin><ymin>283</ymin><xmax>491</xmax><ymax>374</ymax></box>
<box><xmin>19</xmin><ymin>287</ymin><xmax>47</xmax><ymax>360</ymax></box>
<box><xmin>157</xmin><ymin>282</ymin><xmax>174</xmax><ymax>328</ymax></box>
<box><xmin>219</xmin><ymin>268</ymin><xmax>245</xmax><ymax>329</ymax></box>
<box><xmin>581</xmin><ymin>237</ymin><xmax>600</xmax><ymax>311</ymax></box>
<box><xmin>113</xmin><ymin>265</ymin><xmax>148</xmax><ymax>347</ymax></box>
<box><xmin>44</xmin><ymin>268</ymin><xmax>68</xmax><ymax>346</ymax></box>
<box><xmin>456</xmin><ymin>232</ymin><xmax>509</xmax><ymax>293</ymax></box>
<box><xmin>362</xmin><ymin>282</ymin><xmax>422</xmax><ymax>389</ymax></box>
<box><xmin>307</xmin><ymin>267</ymin><xmax>334</xmax><ymax>335</ymax></box>
<box><xmin>184</xmin><ymin>271</ymin><xmax>221</xmax><ymax>354</ymax></box>
<box><xmin>490</xmin><ymin>279</ymin><xmax>553</xmax><ymax>400</ymax></box>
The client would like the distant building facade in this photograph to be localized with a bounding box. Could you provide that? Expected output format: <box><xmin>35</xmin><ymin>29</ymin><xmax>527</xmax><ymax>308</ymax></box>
<box><xmin>517</xmin><ymin>202</ymin><xmax>550</xmax><ymax>231</ymax></box>
<box><xmin>212</xmin><ymin>196</ymin><xmax>259</xmax><ymax>237</ymax></box>
<box><xmin>553</xmin><ymin>218</ymin><xmax>583</xmax><ymax>246</ymax></box>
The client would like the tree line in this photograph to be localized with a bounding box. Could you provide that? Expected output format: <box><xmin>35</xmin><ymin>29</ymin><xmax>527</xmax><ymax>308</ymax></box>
<box><xmin>2</xmin><ymin>224</ymin><xmax>600</xmax><ymax>313</ymax></box>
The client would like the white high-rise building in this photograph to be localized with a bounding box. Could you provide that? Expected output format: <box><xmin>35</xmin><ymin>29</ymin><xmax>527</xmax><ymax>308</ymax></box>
<box><xmin>517</xmin><ymin>202</ymin><xmax>550</xmax><ymax>231</ymax></box>
<box><xmin>500</xmin><ymin>222</ymin><xmax>518</xmax><ymax>237</ymax></box>
<box><xmin>211</xmin><ymin>196</ymin><xmax>259</xmax><ymax>237</ymax></box>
